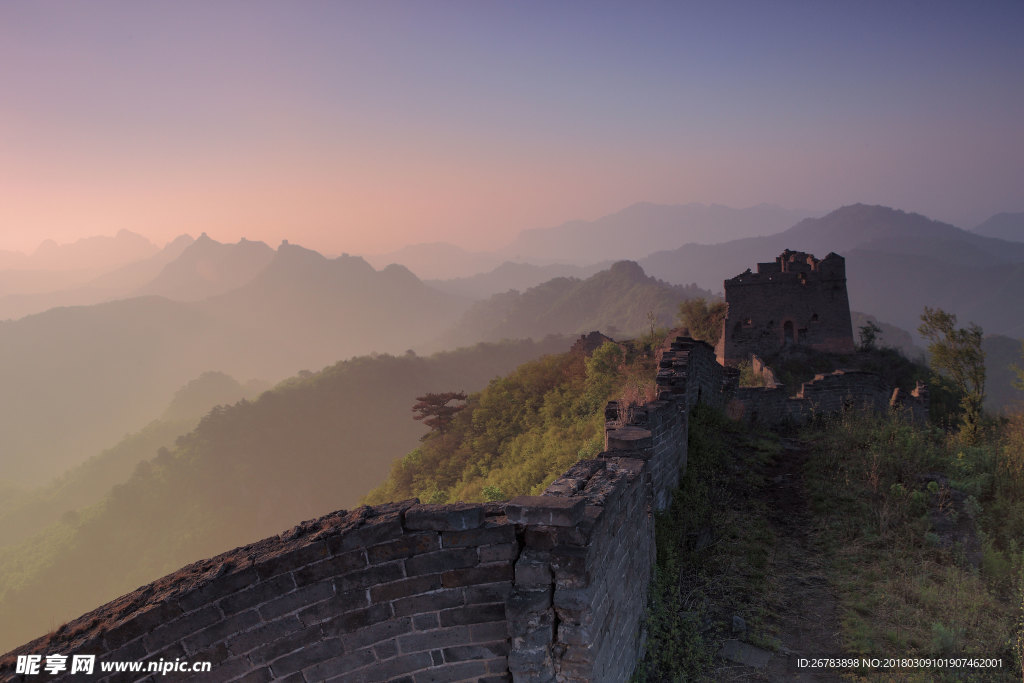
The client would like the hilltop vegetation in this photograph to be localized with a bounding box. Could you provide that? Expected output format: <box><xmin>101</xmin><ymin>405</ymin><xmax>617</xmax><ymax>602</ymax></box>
<box><xmin>365</xmin><ymin>336</ymin><xmax>661</xmax><ymax>504</ymax></box>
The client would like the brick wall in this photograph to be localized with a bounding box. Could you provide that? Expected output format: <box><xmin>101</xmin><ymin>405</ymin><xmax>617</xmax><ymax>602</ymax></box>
<box><xmin>728</xmin><ymin>368</ymin><xmax>928</xmax><ymax>426</ymax></box>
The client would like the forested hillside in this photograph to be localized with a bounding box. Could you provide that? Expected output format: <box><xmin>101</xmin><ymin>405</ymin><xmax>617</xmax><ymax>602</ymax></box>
<box><xmin>365</xmin><ymin>336</ymin><xmax>660</xmax><ymax>505</ymax></box>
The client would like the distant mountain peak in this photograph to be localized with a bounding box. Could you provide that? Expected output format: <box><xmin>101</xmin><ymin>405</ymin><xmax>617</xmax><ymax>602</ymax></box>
<box><xmin>606</xmin><ymin>260</ymin><xmax>647</xmax><ymax>281</ymax></box>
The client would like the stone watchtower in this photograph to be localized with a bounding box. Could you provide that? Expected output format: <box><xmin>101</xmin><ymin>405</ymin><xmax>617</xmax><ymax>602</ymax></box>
<box><xmin>715</xmin><ymin>250</ymin><xmax>855</xmax><ymax>365</ymax></box>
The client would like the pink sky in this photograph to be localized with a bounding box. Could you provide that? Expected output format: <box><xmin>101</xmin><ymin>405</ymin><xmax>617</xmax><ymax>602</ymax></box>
<box><xmin>2</xmin><ymin>2</ymin><xmax>1021</xmax><ymax>256</ymax></box>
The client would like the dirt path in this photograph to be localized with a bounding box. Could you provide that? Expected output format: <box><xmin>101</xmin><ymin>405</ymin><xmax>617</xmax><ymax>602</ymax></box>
<box><xmin>714</xmin><ymin>437</ymin><xmax>846</xmax><ymax>682</ymax></box>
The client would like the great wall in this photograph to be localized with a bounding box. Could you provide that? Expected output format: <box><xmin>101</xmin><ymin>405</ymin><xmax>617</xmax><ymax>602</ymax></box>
<box><xmin>2</xmin><ymin>252</ymin><xmax>928</xmax><ymax>682</ymax></box>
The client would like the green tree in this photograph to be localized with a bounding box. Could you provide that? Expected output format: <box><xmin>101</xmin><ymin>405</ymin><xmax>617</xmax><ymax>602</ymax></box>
<box><xmin>412</xmin><ymin>391</ymin><xmax>467</xmax><ymax>441</ymax></box>
<box><xmin>918</xmin><ymin>307</ymin><xmax>986</xmax><ymax>441</ymax></box>
<box><xmin>858</xmin><ymin>320</ymin><xmax>882</xmax><ymax>351</ymax></box>
<box><xmin>678</xmin><ymin>298</ymin><xmax>727</xmax><ymax>346</ymax></box>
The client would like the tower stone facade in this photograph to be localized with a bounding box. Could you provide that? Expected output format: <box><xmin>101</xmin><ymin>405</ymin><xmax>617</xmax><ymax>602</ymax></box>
<box><xmin>715</xmin><ymin>250</ymin><xmax>855</xmax><ymax>365</ymax></box>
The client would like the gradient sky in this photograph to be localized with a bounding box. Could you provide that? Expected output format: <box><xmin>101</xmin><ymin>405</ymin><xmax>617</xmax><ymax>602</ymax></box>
<box><xmin>2</xmin><ymin>1</ymin><xmax>1022</xmax><ymax>256</ymax></box>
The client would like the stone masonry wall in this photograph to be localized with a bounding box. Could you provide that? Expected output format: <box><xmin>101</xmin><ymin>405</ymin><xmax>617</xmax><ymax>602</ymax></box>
<box><xmin>728</xmin><ymin>368</ymin><xmax>928</xmax><ymax>426</ymax></box>
<box><xmin>656</xmin><ymin>336</ymin><xmax>723</xmax><ymax>410</ymax></box>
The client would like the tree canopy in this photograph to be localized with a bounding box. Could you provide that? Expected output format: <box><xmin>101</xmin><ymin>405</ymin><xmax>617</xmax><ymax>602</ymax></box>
<box><xmin>918</xmin><ymin>307</ymin><xmax>986</xmax><ymax>441</ymax></box>
<box><xmin>412</xmin><ymin>392</ymin><xmax>467</xmax><ymax>439</ymax></box>
<box><xmin>678</xmin><ymin>298</ymin><xmax>727</xmax><ymax>346</ymax></box>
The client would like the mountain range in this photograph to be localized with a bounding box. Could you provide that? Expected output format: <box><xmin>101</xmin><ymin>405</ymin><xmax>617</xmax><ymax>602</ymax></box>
<box><xmin>972</xmin><ymin>212</ymin><xmax>1024</xmax><ymax>242</ymax></box>
<box><xmin>0</xmin><ymin>241</ymin><xmax>466</xmax><ymax>484</ymax></box>
<box><xmin>641</xmin><ymin>204</ymin><xmax>1024</xmax><ymax>338</ymax></box>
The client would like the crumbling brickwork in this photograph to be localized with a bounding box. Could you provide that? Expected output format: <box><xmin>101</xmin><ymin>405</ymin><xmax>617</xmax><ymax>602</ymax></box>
<box><xmin>728</xmin><ymin>369</ymin><xmax>928</xmax><ymax>426</ymax></box>
<box><xmin>716</xmin><ymin>250</ymin><xmax>855</xmax><ymax>365</ymax></box>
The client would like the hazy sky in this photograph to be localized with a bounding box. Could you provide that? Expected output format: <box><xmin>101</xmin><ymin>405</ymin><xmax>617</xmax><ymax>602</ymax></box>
<box><xmin>2</xmin><ymin>1</ymin><xmax>1022</xmax><ymax>255</ymax></box>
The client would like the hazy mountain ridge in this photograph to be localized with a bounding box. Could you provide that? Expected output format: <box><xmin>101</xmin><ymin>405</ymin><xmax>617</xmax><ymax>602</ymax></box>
<box><xmin>0</xmin><ymin>230</ymin><xmax>159</xmax><ymax>272</ymax></box>
<box><xmin>0</xmin><ymin>235</ymin><xmax>195</xmax><ymax>321</ymax></box>
<box><xmin>973</xmin><ymin>212</ymin><xmax>1024</xmax><ymax>242</ymax></box>
<box><xmin>426</xmin><ymin>261</ymin><xmax>612</xmax><ymax>300</ymax></box>
<box><xmin>134</xmin><ymin>233</ymin><xmax>275</xmax><ymax>301</ymax></box>
<box><xmin>432</xmin><ymin>260</ymin><xmax>713</xmax><ymax>350</ymax></box>
<box><xmin>501</xmin><ymin>202</ymin><xmax>816</xmax><ymax>264</ymax></box>
<box><xmin>641</xmin><ymin>204</ymin><xmax>1024</xmax><ymax>337</ymax></box>
<box><xmin>0</xmin><ymin>242</ymin><xmax>471</xmax><ymax>485</ymax></box>
<box><xmin>0</xmin><ymin>337</ymin><xmax>571</xmax><ymax>653</ymax></box>
<box><xmin>363</xmin><ymin>242</ymin><xmax>504</xmax><ymax>280</ymax></box>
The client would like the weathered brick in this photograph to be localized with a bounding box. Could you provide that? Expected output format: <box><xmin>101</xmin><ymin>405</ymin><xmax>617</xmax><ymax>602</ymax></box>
<box><xmin>296</xmin><ymin>589</ymin><xmax>371</xmax><ymax>626</ymax></box>
<box><xmin>226</xmin><ymin>614</ymin><xmax>301</xmax><ymax>656</ymax></box>
<box><xmin>470</xmin><ymin>621</ymin><xmax>509</xmax><ymax>642</ymax></box>
<box><xmin>514</xmin><ymin>551</ymin><xmax>552</xmax><ymax>587</ymax></box>
<box><xmin>478</xmin><ymin>543</ymin><xmax>519</xmax><ymax>563</ymax></box>
<box><xmin>336</xmin><ymin>561</ymin><xmax>404</xmax><ymax>592</ymax></box>
<box><xmin>463</xmin><ymin>581</ymin><xmax>513</xmax><ymax>606</ymax></box>
<box><xmin>412</xmin><ymin>612</ymin><xmax>440</xmax><ymax>630</ymax></box>
<box><xmin>506</xmin><ymin>497</ymin><xmax>584</xmax><ymax>527</ymax></box>
<box><xmin>480</xmin><ymin>674</ymin><xmax>513</xmax><ymax>683</ymax></box>
<box><xmin>293</xmin><ymin>549</ymin><xmax>367</xmax><ymax>586</ymax></box>
<box><xmin>142</xmin><ymin>605</ymin><xmax>222</xmax><ymax>652</ymax></box>
<box><xmin>505</xmin><ymin>588</ymin><xmax>552</xmax><ymax>620</ymax></box>
<box><xmin>268</xmin><ymin>636</ymin><xmax>342</xmax><ymax>676</ymax></box>
<box><xmin>375</xmin><ymin>638</ymin><xmax>399</xmax><ymax>659</ymax></box>
<box><xmin>605</xmin><ymin>425</ymin><xmax>653</xmax><ymax>452</ymax></box>
<box><xmin>103</xmin><ymin>600</ymin><xmax>183</xmax><ymax>649</ymax></box>
<box><xmin>485</xmin><ymin>657</ymin><xmax>511</xmax><ymax>674</ymax></box>
<box><xmin>369</xmin><ymin>652</ymin><xmax>434</xmax><ymax>679</ymax></box>
<box><xmin>405</xmin><ymin>503</ymin><xmax>484</xmax><ymax>531</ymax></box>
<box><xmin>367</xmin><ymin>533</ymin><xmax>440</xmax><ymax>563</ymax></box>
<box><xmin>507</xmin><ymin>645</ymin><xmax>553</xmax><ymax>676</ymax></box>
<box><xmin>392</xmin><ymin>587</ymin><xmax>463</xmax><ymax>617</ymax></box>
<box><xmin>232</xmin><ymin>667</ymin><xmax>274</xmax><ymax>683</ymax></box>
<box><xmin>220</xmin><ymin>573</ymin><xmax>296</xmax><ymax>615</ymax></box>
<box><xmin>523</xmin><ymin>525</ymin><xmax>587</xmax><ymax>550</ymax></box>
<box><xmin>182</xmin><ymin>609</ymin><xmax>261</xmax><ymax>654</ymax></box>
<box><xmin>508</xmin><ymin>610</ymin><xmax>553</xmax><ymax>648</ymax></box>
<box><xmin>438</xmin><ymin>603</ymin><xmax>505</xmax><ymax>627</ymax></box>
<box><xmin>177</xmin><ymin>567</ymin><xmax>260</xmax><ymax>611</ymax></box>
<box><xmin>301</xmin><ymin>647</ymin><xmax>375</xmax><ymax>681</ymax></box>
<box><xmin>443</xmin><ymin>641</ymin><xmax>509</xmax><ymax>662</ymax></box>
<box><xmin>340</xmin><ymin>616</ymin><xmax>413</xmax><ymax>651</ymax></box>
<box><xmin>258</xmin><ymin>580</ymin><xmax>333</xmax><ymax>621</ymax></box>
<box><xmin>550</xmin><ymin>547</ymin><xmax>589</xmax><ymax>588</ymax></box>
<box><xmin>249</xmin><ymin>623</ymin><xmax>323</xmax><ymax>665</ymax></box>
<box><xmin>369</xmin><ymin>573</ymin><xmax>442</xmax><ymax>603</ymax></box>
<box><xmin>320</xmin><ymin>602</ymin><xmax>392</xmax><ymax>637</ymax></box>
<box><xmin>105</xmin><ymin>637</ymin><xmax>147</xmax><ymax>663</ymax></box>
<box><xmin>328</xmin><ymin>511</ymin><xmax>405</xmax><ymax>554</ymax></box>
<box><xmin>187</xmin><ymin>653</ymin><xmax>250</xmax><ymax>680</ymax></box>
<box><xmin>405</xmin><ymin>548</ymin><xmax>478</xmax><ymax>576</ymax></box>
<box><xmin>412</xmin><ymin>660</ymin><xmax>488</xmax><ymax>682</ymax></box>
<box><xmin>254</xmin><ymin>542</ymin><xmax>329</xmax><ymax>579</ymax></box>
<box><xmin>148</xmin><ymin>641</ymin><xmax>187</xmax><ymax>662</ymax></box>
<box><xmin>441</xmin><ymin>563</ymin><xmax>513</xmax><ymax>588</ymax></box>
<box><xmin>441</xmin><ymin>524</ymin><xmax>516</xmax><ymax>548</ymax></box>
<box><xmin>397</xmin><ymin>625</ymin><xmax>470</xmax><ymax>653</ymax></box>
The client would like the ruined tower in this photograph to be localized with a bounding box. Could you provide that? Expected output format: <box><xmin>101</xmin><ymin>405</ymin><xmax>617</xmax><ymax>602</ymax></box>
<box><xmin>715</xmin><ymin>250</ymin><xmax>855</xmax><ymax>365</ymax></box>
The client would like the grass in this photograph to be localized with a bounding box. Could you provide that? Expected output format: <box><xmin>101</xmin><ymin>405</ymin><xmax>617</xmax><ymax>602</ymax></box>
<box><xmin>633</xmin><ymin>406</ymin><xmax>784</xmax><ymax>681</ymax></box>
<box><xmin>801</xmin><ymin>409</ymin><xmax>1020</xmax><ymax>679</ymax></box>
